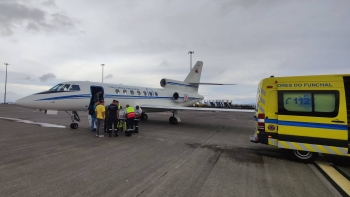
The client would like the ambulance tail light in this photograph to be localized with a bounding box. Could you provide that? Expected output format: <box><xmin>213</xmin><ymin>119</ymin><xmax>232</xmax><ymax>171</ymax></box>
<box><xmin>257</xmin><ymin>114</ymin><xmax>265</xmax><ymax>132</ymax></box>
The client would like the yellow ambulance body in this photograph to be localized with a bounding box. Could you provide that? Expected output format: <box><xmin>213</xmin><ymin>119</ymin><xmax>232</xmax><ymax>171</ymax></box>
<box><xmin>250</xmin><ymin>74</ymin><xmax>350</xmax><ymax>162</ymax></box>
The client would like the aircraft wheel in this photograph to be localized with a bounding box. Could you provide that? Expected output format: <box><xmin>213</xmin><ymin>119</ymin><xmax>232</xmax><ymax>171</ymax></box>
<box><xmin>70</xmin><ymin>123</ymin><xmax>78</xmax><ymax>129</ymax></box>
<box><xmin>141</xmin><ymin>113</ymin><xmax>148</xmax><ymax>121</ymax></box>
<box><xmin>173</xmin><ymin>118</ymin><xmax>178</xmax><ymax>125</ymax></box>
<box><xmin>291</xmin><ymin>150</ymin><xmax>318</xmax><ymax>163</ymax></box>
<box><xmin>169</xmin><ymin>117</ymin><xmax>178</xmax><ymax>125</ymax></box>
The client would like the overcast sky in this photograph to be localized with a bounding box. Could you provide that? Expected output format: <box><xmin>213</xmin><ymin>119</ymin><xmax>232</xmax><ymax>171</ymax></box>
<box><xmin>0</xmin><ymin>0</ymin><xmax>349</xmax><ymax>103</ymax></box>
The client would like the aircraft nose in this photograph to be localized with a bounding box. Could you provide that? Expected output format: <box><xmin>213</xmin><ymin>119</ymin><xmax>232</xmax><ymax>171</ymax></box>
<box><xmin>15</xmin><ymin>96</ymin><xmax>32</xmax><ymax>108</ymax></box>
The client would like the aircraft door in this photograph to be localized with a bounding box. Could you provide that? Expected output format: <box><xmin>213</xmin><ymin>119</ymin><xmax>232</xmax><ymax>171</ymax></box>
<box><xmin>90</xmin><ymin>86</ymin><xmax>104</xmax><ymax>106</ymax></box>
<box><xmin>146</xmin><ymin>88</ymin><xmax>154</xmax><ymax>99</ymax></box>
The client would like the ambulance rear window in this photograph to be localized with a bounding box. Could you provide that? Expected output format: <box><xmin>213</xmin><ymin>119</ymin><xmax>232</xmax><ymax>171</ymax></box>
<box><xmin>314</xmin><ymin>93</ymin><xmax>336</xmax><ymax>112</ymax></box>
<box><xmin>278</xmin><ymin>91</ymin><xmax>339</xmax><ymax>117</ymax></box>
<box><xmin>283</xmin><ymin>92</ymin><xmax>312</xmax><ymax>112</ymax></box>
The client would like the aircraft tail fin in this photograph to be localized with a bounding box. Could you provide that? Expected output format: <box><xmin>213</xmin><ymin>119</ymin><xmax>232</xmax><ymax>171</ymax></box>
<box><xmin>184</xmin><ymin>61</ymin><xmax>203</xmax><ymax>85</ymax></box>
<box><xmin>159</xmin><ymin>61</ymin><xmax>235</xmax><ymax>93</ymax></box>
<box><xmin>160</xmin><ymin>61</ymin><xmax>202</xmax><ymax>93</ymax></box>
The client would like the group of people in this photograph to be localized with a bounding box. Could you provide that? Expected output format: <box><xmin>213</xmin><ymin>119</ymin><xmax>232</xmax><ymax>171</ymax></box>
<box><xmin>89</xmin><ymin>89</ymin><xmax>142</xmax><ymax>138</ymax></box>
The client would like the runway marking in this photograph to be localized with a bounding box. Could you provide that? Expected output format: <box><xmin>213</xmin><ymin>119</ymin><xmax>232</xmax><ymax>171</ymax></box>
<box><xmin>314</xmin><ymin>160</ymin><xmax>350</xmax><ymax>196</ymax></box>
<box><xmin>0</xmin><ymin>117</ymin><xmax>66</xmax><ymax>128</ymax></box>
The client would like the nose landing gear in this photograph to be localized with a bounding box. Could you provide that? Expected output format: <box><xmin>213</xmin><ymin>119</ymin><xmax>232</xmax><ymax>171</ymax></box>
<box><xmin>70</xmin><ymin>123</ymin><xmax>79</xmax><ymax>129</ymax></box>
<box><xmin>66</xmin><ymin>111</ymin><xmax>80</xmax><ymax>129</ymax></box>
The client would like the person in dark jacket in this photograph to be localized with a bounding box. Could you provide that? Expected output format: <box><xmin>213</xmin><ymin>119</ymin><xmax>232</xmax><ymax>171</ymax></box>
<box><xmin>106</xmin><ymin>100</ymin><xmax>120</xmax><ymax>137</ymax></box>
<box><xmin>94</xmin><ymin>89</ymin><xmax>103</xmax><ymax>103</ymax></box>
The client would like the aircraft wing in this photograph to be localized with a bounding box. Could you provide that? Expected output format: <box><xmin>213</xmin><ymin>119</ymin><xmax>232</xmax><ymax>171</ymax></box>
<box><xmin>139</xmin><ymin>105</ymin><xmax>254</xmax><ymax>113</ymax></box>
<box><xmin>188</xmin><ymin>82</ymin><xmax>236</xmax><ymax>85</ymax></box>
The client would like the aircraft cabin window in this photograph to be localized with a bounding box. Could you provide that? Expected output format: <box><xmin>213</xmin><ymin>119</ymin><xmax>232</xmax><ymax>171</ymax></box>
<box><xmin>123</xmin><ymin>90</ymin><xmax>127</xmax><ymax>94</ymax></box>
<box><xmin>143</xmin><ymin>91</ymin><xmax>147</xmax><ymax>96</ymax></box>
<box><xmin>155</xmin><ymin>92</ymin><xmax>158</xmax><ymax>96</ymax></box>
<box><xmin>130</xmin><ymin>90</ymin><xmax>134</xmax><ymax>95</ymax></box>
<box><xmin>149</xmin><ymin>92</ymin><xmax>153</xmax><ymax>96</ymax></box>
<box><xmin>115</xmin><ymin>89</ymin><xmax>120</xmax><ymax>94</ymax></box>
<box><xmin>137</xmin><ymin>91</ymin><xmax>141</xmax><ymax>95</ymax></box>
<box><xmin>69</xmin><ymin>85</ymin><xmax>80</xmax><ymax>91</ymax></box>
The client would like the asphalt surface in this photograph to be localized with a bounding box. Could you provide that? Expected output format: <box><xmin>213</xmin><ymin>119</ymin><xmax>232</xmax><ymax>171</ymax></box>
<box><xmin>0</xmin><ymin>105</ymin><xmax>349</xmax><ymax>197</ymax></box>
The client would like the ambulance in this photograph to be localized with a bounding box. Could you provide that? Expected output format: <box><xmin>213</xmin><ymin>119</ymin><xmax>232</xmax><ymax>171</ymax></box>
<box><xmin>250</xmin><ymin>74</ymin><xmax>350</xmax><ymax>162</ymax></box>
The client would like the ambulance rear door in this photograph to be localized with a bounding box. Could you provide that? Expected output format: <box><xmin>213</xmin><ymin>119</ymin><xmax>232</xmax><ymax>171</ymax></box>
<box><xmin>343</xmin><ymin>76</ymin><xmax>350</xmax><ymax>155</ymax></box>
<box><xmin>276</xmin><ymin>82</ymin><xmax>348</xmax><ymax>156</ymax></box>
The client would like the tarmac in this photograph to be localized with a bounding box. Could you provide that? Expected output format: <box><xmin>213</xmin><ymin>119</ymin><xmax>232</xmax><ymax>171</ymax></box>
<box><xmin>0</xmin><ymin>105</ymin><xmax>349</xmax><ymax>197</ymax></box>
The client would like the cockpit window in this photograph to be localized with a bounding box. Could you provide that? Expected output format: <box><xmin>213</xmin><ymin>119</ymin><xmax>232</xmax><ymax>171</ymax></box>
<box><xmin>49</xmin><ymin>84</ymin><xmax>63</xmax><ymax>91</ymax></box>
<box><xmin>59</xmin><ymin>84</ymin><xmax>71</xmax><ymax>91</ymax></box>
<box><xmin>69</xmin><ymin>85</ymin><xmax>80</xmax><ymax>91</ymax></box>
<box><xmin>49</xmin><ymin>84</ymin><xmax>80</xmax><ymax>91</ymax></box>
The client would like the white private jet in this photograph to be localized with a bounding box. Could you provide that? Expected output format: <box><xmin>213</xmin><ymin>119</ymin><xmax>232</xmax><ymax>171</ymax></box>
<box><xmin>15</xmin><ymin>61</ymin><xmax>254</xmax><ymax>129</ymax></box>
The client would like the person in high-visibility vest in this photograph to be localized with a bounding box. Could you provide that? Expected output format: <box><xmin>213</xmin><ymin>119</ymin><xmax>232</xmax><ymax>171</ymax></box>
<box><xmin>115</xmin><ymin>100</ymin><xmax>125</xmax><ymax>131</ymax></box>
<box><xmin>125</xmin><ymin>104</ymin><xmax>135</xmax><ymax>136</ymax></box>
<box><xmin>115</xmin><ymin>100</ymin><xmax>121</xmax><ymax>110</ymax></box>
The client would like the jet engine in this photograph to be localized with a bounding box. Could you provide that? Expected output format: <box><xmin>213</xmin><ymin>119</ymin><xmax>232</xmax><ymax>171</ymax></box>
<box><xmin>173</xmin><ymin>92</ymin><xmax>180</xmax><ymax>101</ymax></box>
<box><xmin>160</xmin><ymin>78</ymin><xmax>184</xmax><ymax>88</ymax></box>
<box><xmin>160</xmin><ymin>78</ymin><xmax>193</xmax><ymax>103</ymax></box>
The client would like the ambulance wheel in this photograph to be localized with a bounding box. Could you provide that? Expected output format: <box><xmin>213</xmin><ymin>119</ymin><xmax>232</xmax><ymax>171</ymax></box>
<box><xmin>292</xmin><ymin>150</ymin><xmax>318</xmax><ymax>162</ymax></box>
<box><xmin>70</xmin><ymin>123</ymin><xmax>78</xmax><ymax>129</ymax></box>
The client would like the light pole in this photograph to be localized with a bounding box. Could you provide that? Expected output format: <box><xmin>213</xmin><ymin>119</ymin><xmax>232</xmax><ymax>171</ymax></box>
<box><xmin>101</xmin><ymin>64</ymin><xmax>105</xmax><ymax>83</ymax></box>
<box><xmin>4</xmin><ymin>63</ymin><xmax>9</xmax><ymax>104</ymax></box>
<box><xmin>188</xmin><ymin>51</ymin><xmax>194</xmax><ymax>71</ymax></box>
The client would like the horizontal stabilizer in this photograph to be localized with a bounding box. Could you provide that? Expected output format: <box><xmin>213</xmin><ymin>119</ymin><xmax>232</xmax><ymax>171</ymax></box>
<box><xmin>189</xmin><ymin>83</ymin><xmax>236</xmax><ymax>85</ymax></box>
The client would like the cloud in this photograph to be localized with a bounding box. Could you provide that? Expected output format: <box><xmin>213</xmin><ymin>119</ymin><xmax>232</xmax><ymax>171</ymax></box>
<box><xmin>24</xmin><ymin>76</ymin><xmax>36</xmax><ymax>81</ymax></box>
<box><xmin>104</xmin><ymin>74</ymin><xmax>113</xmax><ymax>79</ymax></box>
<box><xmin>38</xmin><ymin>73</ymin><xmax>56</xmax><ymax>82</ymax></box>
<box><xmin>42</xmin><ymin>0</ymin><xmax>56</xmax><ymax>7</ymax></box>
<box><xmin>0</xmin><ymin>1</ymin><xmax>76</xmax><ymax>36</ymax></box>
<box><xmin>159</xmin><ymin>61</ymin><xmax>170</xmax><ymax>67</ymax></box>
<box><xmin>0</xmin><ymin>2</ymin><xmax>45</xmax><ymax>36</ymax></box>
<box><xmin>1</xmin><ymin>0</ymin><xmax>350</xmax><ymax>104</ymax></box>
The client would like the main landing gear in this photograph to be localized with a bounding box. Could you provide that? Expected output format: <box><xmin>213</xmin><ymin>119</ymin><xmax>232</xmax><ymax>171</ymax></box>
<box><xmin>66</xmin><ymin>111</ymin><xmax>80</xmax><ymax>129</ymax></box>
<box><xmin>169</xmin><ymin>110</ymin><xmax>180</xmax><ymax>125</ymax></box>
<box><xmin>169</xmin><ymin>116</ymin><xmax>178</xmax><ymax>124</ymax></box>
<box><xmin>141</xmin><ymin>112</ymin><xmax>148</xmax><ymax>121</ymax></box>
